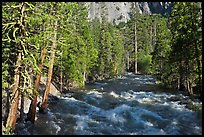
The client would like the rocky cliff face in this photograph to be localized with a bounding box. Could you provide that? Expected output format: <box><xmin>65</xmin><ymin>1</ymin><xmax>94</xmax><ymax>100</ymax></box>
<box><xmin>86</xmin><ymin>2</ymin><xmax>173</xmax><ymax>24</ymax></box>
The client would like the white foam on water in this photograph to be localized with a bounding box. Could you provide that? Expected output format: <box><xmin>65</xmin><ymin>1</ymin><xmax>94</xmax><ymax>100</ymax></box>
<box><xmin>108</xmin><ymin>78</ymin><xmax>115</xmax><ymax>81</ymax></box>
<box><xmin>127</xmin><ymin>72</ymin><xmax>134</xmax><ymax>75</ymax></box>
<box><xmin>168</xmin><ymin>101</ymin><xmax>187</xmax><ymax>111</ymax></box>
<box><xmin>87</xmin><ymin>90</ymin><xmax>103</xmax><ymax>98</ymax></box>
<box><xmin>193</xmin><ymin>125</ymin><xmax>202</xmax><ymax>134</ymax></box>
<box><xmin>192</xmin><ymin>101</ymin><xmax>202</xmax><ymax>108</ymax></box>
<box><xmin>142</xmin><ymin>78</ymin><xmax>149</xmax><ymax>81</ymax></box>
<box><xmin>74</xmin><ymin>115</ymin><xmax>89</xmax><ymax>131</ymax></box>
<box><xmin>118</xmin><ymin>76</ymin><xmax>127</xmax><ymax>79</ymax></box>
<box><xmin>108</xmin><ymin>104</ymin><xmax>131</xmax><ymax>113</ymax></box>
<box><xmin>168</xmin><ymin>94</ymin><xmax>176</xmax><ymax>98</ymax></box>
<box><xmin>59</xmin><ymin>96</ymin><xmax>72</xmax><ymax>100</ymax></box>
<box><xmin>162</xmin><ymin>102</ymin><xmax>169</xmax><ymax>106</ymax></box>
<box><xmin>171</xmin><ymin>119</ymin><xmax>178</xmax><ymax>125</ymax></box>
<box><xmin>55</xmin><ymin>94</ymin><xmax>201</xmax><ymax>135</ymax></box>
<box><xmin>144</xmin><ymin>81</ymin><xmax>155</xmax><ymax>85</ymax></box>
<box><xmin>120</xmin><ymin>92</ymin><xmax>135</xmax><ymax>100</ymax></box>
<box><xmin>107</xmin><ymin>112</ymin><xmax>126</xmax><ymax>124</ymax></box>
<box><xmin>95</xmin><ymin>82</ymin><xmax>108</xmax><ymax>86</ymax></box>
<box><xmin>141</xmin><ymin>108</ymin><xmax>164</xmax><ymax>120</ymax></box>
<box><xmin>102</xmin><ymin>103</ymin><xmax>169</xmax><ymax>135</ymax></box>
<box><xmin>148</xmin><ymin>77</ymin><xmax>154</xmax><ymax>80</ymax></box>
<box><xmin>109</xmin><ymin>91</ymin><xmax>120</xmax><ymax>98</ymax></box>
<box><xmin>85</xmin><ymin>90</ymin><xmax>200</xmax><ymax>134</ymax></box>
<box><xmin>51</xmin><ymin>121</ymin><xmax>61</xmax><ymax>134</ymax></box>
<box><xmin>105</xmin><ymin>104</ymin><xmax>131</xmax><ymax>124</ymax></box>
<box><xmin>145</xmin><ymin>121</ymin><xmax>154</xmax><ymax>127</ymax></box>
<box><xmin>73</xmin><ymin>114</ymin><xmax>108</xmax><ymax>135</ymax></box>
<box><xmin>137</xmin><ymin>97</ymin><xmax>154</xmax><ymax>103</ymax></box>
<box><xmin>142</xmin><ymin>128</ymin><xmax>167</xmax><ymax>135</ymax></box>
<box><xmin>119</xmin><ymin>90</ymin><xmax>163</xmax><ymax>103</ymax></box>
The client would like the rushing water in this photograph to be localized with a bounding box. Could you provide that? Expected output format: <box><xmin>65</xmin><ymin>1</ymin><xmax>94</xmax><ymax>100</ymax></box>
<box><xmin>16</xmin><ymin>73</ymin><xmax>202</xmax><ymax>135</ymax></box>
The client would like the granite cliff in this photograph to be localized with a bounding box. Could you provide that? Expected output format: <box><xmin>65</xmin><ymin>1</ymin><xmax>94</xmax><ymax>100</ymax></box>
<box><xmin>86</xmin><ymin>2</ymin><xmax>173</xmax><ymax>24</ymax></box>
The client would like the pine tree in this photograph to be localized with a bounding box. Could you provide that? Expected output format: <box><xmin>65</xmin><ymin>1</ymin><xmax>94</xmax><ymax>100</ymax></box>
<box><xmin>112</xmin><ymin>27</ymin><xmax>125</xmax><ymax>77</ymax></box>
<box><xmin>40</xmin><ymin>2</ymin><xmax>67</xmax><ymax>111</ymax></box>
<box><xmin>3</xmin><ymin>2</ymin><xmax>40</xmax><ymax>132</ymax></box>
<box><xmin>169</xmin><ymin>2</ymin><xmax>202</xmax><ymax>95</ymax></box>
<box><xmin>152</xmin><ymin>17</ymin><xmax>171</xmax><ymax>82</ymax></box>
<box><xmin>26</xmin><ymin>2</ymin><xmax>51</xmax><ymax>123</ymax></box>
<box><xmin>129</xmin><ymin>2</ymin><xmax>140</xmax><ymax>74</ymax></box>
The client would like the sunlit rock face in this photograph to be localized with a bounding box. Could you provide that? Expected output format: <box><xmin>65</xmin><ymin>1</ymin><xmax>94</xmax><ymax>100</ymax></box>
<box><xmin>86</xmin><ymin>2</ymin><xmax>132</xmax><ymax>24</ymax></box>
<box><xmin>86</xmin><ymin>2</ymin><xmax>173</xmax><ymax>24</ymax></box>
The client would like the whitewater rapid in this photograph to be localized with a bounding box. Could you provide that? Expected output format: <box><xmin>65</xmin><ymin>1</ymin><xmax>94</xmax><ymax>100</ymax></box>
<box><xmin>16</xmin><ymin>73</ymin><xmax>202</xmax><ymax>135</ymax></box>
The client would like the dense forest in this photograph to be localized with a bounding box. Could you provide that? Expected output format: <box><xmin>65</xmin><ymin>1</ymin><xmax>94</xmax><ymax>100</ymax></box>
<box><xmin>2</xmin><ymin>2</ymin><xmax>202</xmax><ymax>134</ymax></box>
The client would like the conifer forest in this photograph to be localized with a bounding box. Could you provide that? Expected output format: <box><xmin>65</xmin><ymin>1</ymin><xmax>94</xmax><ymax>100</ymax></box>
<box><xmin>2</xmin><ymin>2</ymin><xmax>202</xmax><ymax>135</ymax></box>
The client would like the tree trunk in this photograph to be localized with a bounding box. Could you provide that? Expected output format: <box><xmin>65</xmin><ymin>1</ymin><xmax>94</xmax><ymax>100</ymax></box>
<box><xmin>179</xmin><ymin>75</ymin><xmax>186</xmax><ymax>92</ymax></box>
<box><xmin>185</xmin><ymin>60</ymin><xmax>193</xmax><ymax>95</ymax></box>
<box><xmin>127</xmin><ymin>52</ymin><xmax>129</xmax><ymax>71</ymax></box>
<box><xmin>5</xmin><ymin>90</ymin><xmax>10</xmax><ymax>122</ymax></box>
<box><xmin>83</xmin><ymin>71</ymin><xmax>86</xmax><ymax>86</ymax></box>
<box><xmin>114</xmin><ymin>64</ymin><xmax>118</xmax><ymax>77</ymax></box>
<box><xmin>19</xmin><ymin>92</ymin><xmax>24</xmax><ymax>121</ymax></box>
<box><xmin>150</xmin><ymin>25</ymin><xmax>152</xmax><ymax>50</ymax></box>
<box><xmin>6</xmin><ymin>2</ymin><xmax>25</xmax><ymax>132</ymax></box>
<box><xmin>187</xmin><ymin>80</ymin><xmax>193</xmax><ymax>95</ymax></box>
<box><xmin>179</xmin><ymin>61</ymin><xmax>186</xmax><ymax>92</ymax></box>
<box><xmin>5</xmin><ymin>53</ymin><xmax>21</xmax><ymax>132</ymax></box>
<box><xmin>152</xmin><ymin>22</ymin><xmax>157</xmax><ymax>51</ymax></box>
<box><xmin>134</xmin><ymin>22</ymin><xmax>138</xmax><ymax>74</ymax></box>
<box><xmin>60</xmin><ymin>67</ymin><xmax>63</xmax><ymax>94</ymax></box>
<box><xmin>27</xmin><ymin>47</ymin><xmax>47</xmax><ymax>123</ymax></box>
<box><xmin>41</xmin><ymin>20</ymin><xmax>58</xmax><ymax>111</ymax></box>
<box><xmin>159</xmin><ymin>60</ymin><xmax>163</xmax><ymax>81</ymax></box>
<box><xmin>177</xmin><ymin>77</ymin><xmax>180</xmax><ymax>90</ymax></box>
<box><xmin>59</xmin><ymin>50</ymin><xmax>63</xmax><ymax>94</ymax></box>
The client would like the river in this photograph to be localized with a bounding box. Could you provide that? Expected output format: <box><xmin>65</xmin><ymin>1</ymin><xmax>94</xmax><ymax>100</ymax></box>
<box><xmin>16</xmin><ymin>72</ymin><xmax>202</xmax><ymax>135</ymax></box>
